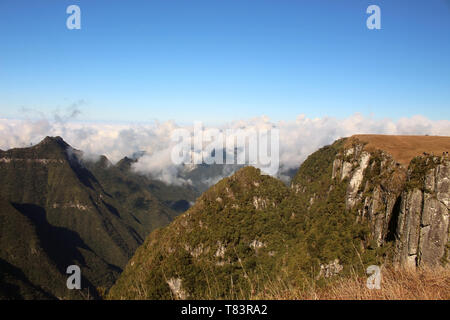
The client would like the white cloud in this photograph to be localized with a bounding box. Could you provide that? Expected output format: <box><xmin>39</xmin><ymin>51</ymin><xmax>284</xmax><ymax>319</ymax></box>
<box><xmin>0</xmin><ymin>114</ymin><xmax>449</xmax><ymax>186</ymax></box>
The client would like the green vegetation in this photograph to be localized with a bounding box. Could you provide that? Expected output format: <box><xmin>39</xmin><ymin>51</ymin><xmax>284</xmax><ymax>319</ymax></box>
<box><xmin>108</xmin><ymin>139</ymin><xmax>392</xmax><ymax>299</ymax></box>
<box><xmin>0</xmin><ymin>137</ymin><xmax>194</xmax><ymax>299</ymax></box>
<box><xmin>405</xmin><ymin>155</ymin><xmax>443</xmax><ymax>192</ymax></box>
<box><xmin>2</xmin><ymin>135</ymin><xmax>445</xmax><ymax>300</ymax></box>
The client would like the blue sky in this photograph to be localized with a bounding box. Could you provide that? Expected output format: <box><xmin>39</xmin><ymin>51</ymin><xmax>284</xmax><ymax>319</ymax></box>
<box><xmin>0</xmin><ymin>0</ymin><xmax>449</xmax><ymax>124</ymax></box>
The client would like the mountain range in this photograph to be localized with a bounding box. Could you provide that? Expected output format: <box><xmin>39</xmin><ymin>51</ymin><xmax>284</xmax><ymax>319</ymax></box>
<box><xmin>0</xmin><ymin>135</ymin><xmax>448</xmax><ymax>299</ymax></box>
<box><xmin>0</xmin><ymin>136</ymin><xmax>198</xmax><ymax>299</ymax></box>
<box><xmin>108</xmin><ymin>135</ymin><xmax>449</xmax><ymax>299</ymax></box>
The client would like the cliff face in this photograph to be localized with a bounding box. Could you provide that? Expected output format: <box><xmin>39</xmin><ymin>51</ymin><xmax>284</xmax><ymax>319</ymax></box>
<box><xmin>331</xmin><ymin>139</ymin><xmax>407</xmax><ymax>247</ymax></box>
<box><xmin>330</xmin><ymin>138</ymin><xmax>449</xmax><ymax>267</ymax></box>
<box><xmin>394</xmin><ymin>156</ymin><xmax>449</xmax><ymax>267</ymax></box>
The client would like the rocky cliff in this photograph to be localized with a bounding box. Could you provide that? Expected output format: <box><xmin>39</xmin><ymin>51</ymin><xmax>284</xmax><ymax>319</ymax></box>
<box><xmin>394</xmin><ymin>155</ymin><xmax>449</xmax><ymax>267</ymax></box>
<box><xmin>326</xmin><ymin>136</ymin><xmax>449</xmax><ymax>267</ymax></box>
<box><xmin>331</xmin><ymin>140</ymin><xmax>406</xmax><ymax>247</ymax></box>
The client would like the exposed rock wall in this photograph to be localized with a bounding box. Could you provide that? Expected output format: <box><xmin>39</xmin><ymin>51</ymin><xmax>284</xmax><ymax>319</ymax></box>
<box><xmin>394</xmin><ymin>156</ymin><xmax>449</xmax><ymax>267</ymax></box>
<box><xmin>332</xmin><ymin>141</ymin><xmax>406</xmax><ymax>247</ymax></box>
<box><xmin>332</xmin><ymin>139</ymin><xmax>449</xmax><ymax>267</ymax></box>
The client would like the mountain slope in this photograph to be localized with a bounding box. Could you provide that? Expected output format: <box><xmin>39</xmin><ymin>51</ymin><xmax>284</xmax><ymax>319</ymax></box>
<box><xmin>83</xmin><ymin>155</ymin><xmax>194</xmax><ymax>238</ymax></box>
<box><xmin>0</xmin><ymin>136</ymin><xmax>191</xmax><ymax>299</ymax></box>
<box><xmin>108</xmin><ymin>167</ymin><xmax>292</xmax><ymax>299</ymax></box>
<box><xmin>108</xmin><ymin>135</ymin><xmax>449</xmax><ymax>299</ymax></box>
<box><xmin>0</xmin><ymin>197</ymin><xmax>77</xmax><ymax>299</ymax></box>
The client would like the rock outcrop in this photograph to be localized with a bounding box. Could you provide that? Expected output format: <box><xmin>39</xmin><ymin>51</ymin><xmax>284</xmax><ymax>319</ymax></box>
<box><xmin>394</xmin><ymin>156</ymin><xmax>449</xmax><ymax>267</ymax></box>
<box><xmin>332</xmin><ymin>139</ymin><xmax>407</xmax><ymax>247</ymax></box>
<box><xmin>332</xmin><ymin>138</ymin><xmax>449</xmax><ymax>266</ymax></box>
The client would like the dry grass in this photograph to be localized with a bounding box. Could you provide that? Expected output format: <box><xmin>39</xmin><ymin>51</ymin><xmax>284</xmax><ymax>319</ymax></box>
<box><xmin>346</xmin><ymin>134</ymin><xmax>450</xmax><ymax>167</ymax></box>
<box><xmin>256</xmin><ymin>266</ymin><xmax>450</xmax><ymax>300</ymax></box>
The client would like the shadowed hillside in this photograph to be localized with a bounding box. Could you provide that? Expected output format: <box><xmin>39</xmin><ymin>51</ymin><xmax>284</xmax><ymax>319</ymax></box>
<box><xmin>0</xmin><ymin>136</ymin><xmax>196</xmax><ymax>299</ymax></box>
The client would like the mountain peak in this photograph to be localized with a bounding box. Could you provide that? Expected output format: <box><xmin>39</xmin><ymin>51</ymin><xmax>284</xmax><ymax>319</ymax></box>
<box><xmin>234</xmin><ymin>165</ymin><xmax>260</xmax><ymax>176</ymax></box>
<box><xmin>207</xmin><ymin>166</ymin><xmax>262</xmax><ymax>190</ymax></box>
<box><xmin>38</xmin><ymin>136</ymin><xmax>70</xmax><ymax>150</ymax></box>
<box><xmin>0</xmin><ymin>136</ymin><xmax>73</xmax><ymax>159</ymax></box>
<box><xmin>116</xmin><ymin>156</ymin><xmax>137</xmax><ymax>171</ymax></box>
<box><xmin>22</xmin><ymin>136</ymin><xmax>74</xmax><ymax>159</ymax></box>
<box><xmin>197</xmin><ymin>165</ymin><xmax>289</xmax><ymax>212</ymax></box>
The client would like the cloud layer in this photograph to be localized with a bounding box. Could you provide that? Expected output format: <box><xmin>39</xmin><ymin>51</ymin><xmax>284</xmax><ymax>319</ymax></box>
<box><xmin>0</xmin><ymin>114</ymin><xmax>449</xmax><ymax>185</ymax></box>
